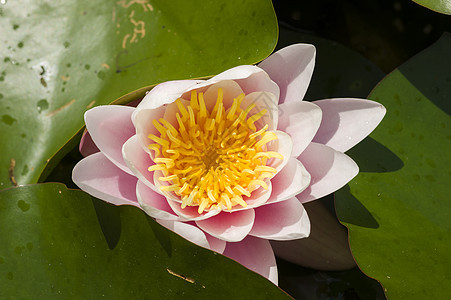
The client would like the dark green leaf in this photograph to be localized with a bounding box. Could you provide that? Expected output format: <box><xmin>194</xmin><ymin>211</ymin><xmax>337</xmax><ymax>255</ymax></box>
<box><xmin>336</xmin><ymin>33</ymin><xmax>451</xmax><ymax>299</ymax></box>
<box><xmin>0</xmin><ymin>0</ymin><xmax>277</xmax><ymax>188</ymax></box>
<box><xmin>0</xmin><ymin>183</ymin><xmax>289</xmax><ymax>298</ymax></box>
<box><xmin>277</xmin><ymin>25</ymin><xmax>385</xmax><ymax>100</ymax></box>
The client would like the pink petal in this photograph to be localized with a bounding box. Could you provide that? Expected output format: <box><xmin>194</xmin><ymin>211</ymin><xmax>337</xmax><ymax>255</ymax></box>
<box><xmin>166</xmin><ymin>198</ymin><xmax>221</xmax><ymax>221</ymax></box>
<box><xmin>312</xmin><ymin>98</ymin><xmax>386</xmax><ymax>152</ymax></box>
<box><xmin>258</xmin><ymin>44</ymin><xmax>315</xmax><ymax>104</ymax></box>
<box><xmin>136</xmin><ymin>80</ymin><xmax>204</xmax><ymax>110</ymax></box>
<box><xmin>156</xmin><ymin>220</ymin><xmax>210</xmax><ymax>249</ymax></box>
<box><xmin>194</xmin><ymin>65</ymin><xmax>279</xmax><ymax>99</ymax></box>
<box><xmin>132</xmin><ymin>105</ymin><xmax>166</xmax><ymax>159</ymax></box>
<box><xmin>196</xmin><ymin>209</ymin><xmax>255</xmax><ymax>242</ymax></box>
<box><xmin>203</xmin><ymin>80</ymin><xmax>244</xmax><ymax>111</ymax></box>
<box><xmin>277</xmin><ymin>101</ymin><xmax>322</xmax><ymax>157</ymax></box>
<box><xmin>72</xmin><ymin>152</ymin><xmax>139</xmax><ymax>207</ymax></box>
<box><xmin>122</xmin><ymin>135</ymin><xmax>159</xmax><ymax>192</ymax></box>
<box><xmin>205</xmin><ymin>234</ymin><xmax>227</xmax><ymax>254</ymax></box>
<box><xmin>297</xmin><ymin>142</ymin><xmax>359</xmax><ymax>203</ymax></box>
<box><xmin>79</xmin><ymin>130</ymin><xmax>100</xmax><ymax>157</ymax></box>
<box><xmin>241</xmin><ymin>91</ymin><xmax>278</xmax><ymax>131</ymax></box>
<box><xmin>136</xmin><ymin>180</ymin><xmax>179</xmax><ymax>221</ymax></box>
<box><xmin>249</xmin><ymin>197</ymin><xmax>310</xmax><ymax>240</ymax></box>
<box><xmin>267</xmin><ymin>158</ymin><xmax>311</xmax><ymax>204</ymax></box>
<box><xmin>84</xmin><ymin>105</ymin><xmax>135</xmax><ymax>174</ymax></box>
<box><xmin>223</xmin><ymin>236</ymin><xmax>278</xmax><ymax>285</ymax></box>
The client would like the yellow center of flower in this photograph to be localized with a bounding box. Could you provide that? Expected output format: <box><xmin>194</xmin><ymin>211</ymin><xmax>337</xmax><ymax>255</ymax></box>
<box><xmin>147</xmin><ymin>88</ymin><xmax>283</xmax><ymax>214</ymax></box>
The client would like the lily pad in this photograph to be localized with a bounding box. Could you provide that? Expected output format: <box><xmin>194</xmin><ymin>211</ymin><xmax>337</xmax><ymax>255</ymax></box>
<box><xmin>335</xmin><ymin>33</ymin><xmax>451</xmax><ymax>299</ymax></box>
<box><xmin>0</xmin><ymin>0</ymin><xmax>277</xmax><ymax>188</ymax></box>
<box><xmin>411</xmin><ymin>0</ymin><xmax>451</xmax><ymax>15</ymax></box>
<box><xmin>0</xmin><ymin>183</ymin><xmax>289</xmax><ymax>298</ymax></box>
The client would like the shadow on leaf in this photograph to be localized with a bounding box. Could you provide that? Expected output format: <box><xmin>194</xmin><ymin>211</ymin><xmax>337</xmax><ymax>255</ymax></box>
<box><xmin>335</xmin><ymin>185</ymin><xmax>379</xmax><ymax>229</ymax></box>
<box><xmin>346</xmin><ymin>137</ymin><xmax>403</xmax><ymax>173</ymax></box>
<box><xmin>146</xmin><ymin>217</ymin><xmax>173</xmax><ymax>258</ymax></box>
<box><xmin>92</xmin><ymin>198</ymin><xmax>122</xmax><ymax>250</ymax></box>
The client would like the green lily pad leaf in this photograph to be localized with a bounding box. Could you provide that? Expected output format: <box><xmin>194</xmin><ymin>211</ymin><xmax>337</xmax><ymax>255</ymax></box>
<box><xmin>335</xmin><ymin>33</ymin><xmax>451</xmax><ymax>299</ymax></box>
<box><xmin>0</xmin><ymin>183</ymin><xmax>289</xmax><ymax>298</ymax></box>
<box><xmin>411</xmin><ymin>0</ymin><xmax>451</xmax><ymax>15</ymax></box>
<box><xmin>0</xmin><ymin>0</ymin><xmax>277</xmax><ymax>188</ymax></box>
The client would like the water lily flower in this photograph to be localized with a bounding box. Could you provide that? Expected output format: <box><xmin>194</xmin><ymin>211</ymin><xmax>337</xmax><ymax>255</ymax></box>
<box><xmin>72</xmin><ymin>44</ymin><xmax>386</xmax><ymax>285</ymax></box>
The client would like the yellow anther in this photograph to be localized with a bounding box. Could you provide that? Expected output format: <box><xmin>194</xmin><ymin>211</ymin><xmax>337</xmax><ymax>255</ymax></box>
<box><xmin>199</xmin><ymin>92</ymin><xmax>207</xmax><ymax>118</ymax></box>
<box><xmin>255</xmin><ymin>166</ymin><xmax>277</xmax><ymax>173</ymax></box>
<box><xmin>148</xmin><ymin>144</ymin><xmax>161</xmax><ymax>156</ymax></box>
<box><xmin>249</xmin><ymin>124</ymin><xmax>269</xmax><ymax>139</ymax></box>
<box><xmin>148</xmin><ymin>133</ymin><xmax>170</xmax><ymax>148</ymax></box>
<box><xmin>152</xmin><ymin>119</ymin><xmax>168</xmax><ymax>137</ymax></box>
<box><xmin>206</xmin><ymin>118</ymin><xmax>215</xmax><ymax>131</ymax></box>
<box><xmin>159</xmin><ymin>118</ymin><xmax>178</xmax><ymax>137</ymax></box>
<box><xmin>211</xmin><ymin>88</ymin><xmax>223</xmax><ymax>117</ymax></box>
<box><xmin>234</xmin><ymin>185</ymin><xmax>251</xmax><ymax>197</ymax></box>
<box><xmin>159</xmin><ymin>174</ymin><xmax>179</xmax><ymax>182</ymax></box>
<box><xmin>188</xmin><ymin>106</ymin><xmax>196</xmax><ymax>127</ymax></box>
<box><xmin>247</xmin><ymin>109</ymin><xmax>267</xmax><ymax>131</ymax></box>
<box><xmin>249</xmin><ymin>179</ymin><xmax>268</xmax><ymax>190</ymax></box>
<box><xmin>160</xmin><ymin>184</ymin><xmax>180</xmax><ymax>192</ymax></box>
<box><xmin>154</xmin><ymin>158</ymin><xmax>175</xmax><ymax>168</ymax></box>
<box><xmin>148</xmin><ymin>164</ymin><xmax>167</xmax><ymax>172</ymax></box>
<box><xmin>232</xmin><ymin>195</ymin><xmax>247</xmax><ymax>208</ymax></box>
<box><xmin>255</xmin><ymin>131</ymin><xmax>278</xmax><ymax>149</ymax></box>
<box><xmin>190</xmin><ymin>90</ymin><xmax>199</xmax><ymax>110</ymax></box>
<box><xmin>253</xmin><ymin>151</ymin><xmax>284</xmax><ymax>160</ymax></box>
<box><xmin>198</xmin><ymin>198</ymin><xmax>210</xmax><ymax>214</ymax></box>
<box><xmin>176</xmin><ymin>98</ymin><xmax>189</xmax><ymax>120</ymax></box>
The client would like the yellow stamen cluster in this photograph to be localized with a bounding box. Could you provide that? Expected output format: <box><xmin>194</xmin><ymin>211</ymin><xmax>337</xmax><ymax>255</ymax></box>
<box><xmin>147</xmin><ymin>88</ymin><xmax>283</xmax><ymax>214</ymax></box>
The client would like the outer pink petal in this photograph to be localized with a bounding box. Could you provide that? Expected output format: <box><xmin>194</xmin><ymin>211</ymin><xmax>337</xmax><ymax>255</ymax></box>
<box><xmin>84</xmin><ymin>105</ymin><xmax>135</xmax><ymax>174</ymax></box>
<box><xmin>205</xmin><ymin>234</ymin><xmax>227</xmax><ymax>254</ymax></box>
<box><xmin>312</xmin><ymin>98</ymin><xmax>386</xmax><ymax>152</ymax></box>
<box><xmin>79</xmin><ymin>130</ymin><xmax>100</xmax><ymax>157</ymax></box>
<box><xmin>258</xmin><ymin>44</ymin><xmax>315</xmax><ymax>104</ymax></box>
<box><xmin>267</xmin><ymin>158</ymin><xmax>311</xmax><ymax>204</ymax></box>
<box><xmin>156</xmin><ymin>220</ymin><xmax>210</xmax><ymax>249</ymax></box>
<box><xmin>122</xmin><ymin>135</ymin><xmax>159</xmax><ymax>192</ymax></box>
<box><xmin>223</xmin><ymin>236</ymin><xmax>278</xmax><ymax>285</ymax></box>
<box><xmin>72</xmin><ymin>152</ymin><xmax>139</xmax><ymax>207</ymax></box>
<box><xmin>136</xmin><ymin>80</ymin><xmax>203</xmax><ymax>111</ymax></box>
<box><xmin>249</xmin><ymin>197</ymin><xmax>310</xmax><ymax>240</ymax></box>
<box><xmin>297</xmin><ymin>142</ymin><xmax>358</xmax><ymax>203</ymax></box>
<box><xmin>156</xmin><ymin>220</ymin><xmax>226</xmax><ymax>253</ymax></box>
<box><xmin>277</xmin><ymin>101</ymin><xmax>322</xmax><ymax>157</ymax></box>
<box><xmin>196</xmin><ymin>209</ymin><xmax>255</xmax><ymax>242</ymax></box>
<box><xmin>136</xmin><ymin>180</ymin><xmax>179</xmax><ymax>221</ymax></box>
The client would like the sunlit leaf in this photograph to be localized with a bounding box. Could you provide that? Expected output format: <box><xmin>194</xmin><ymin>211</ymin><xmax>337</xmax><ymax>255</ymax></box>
<box><xmin>336</xmin><ymin>33</ymin><xmax>451</xmax><ymax>299</ymax></box>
